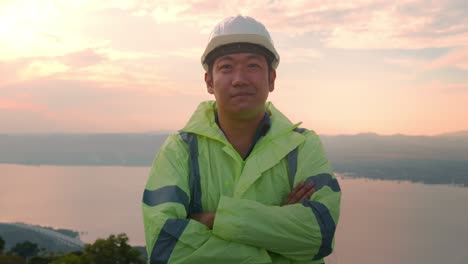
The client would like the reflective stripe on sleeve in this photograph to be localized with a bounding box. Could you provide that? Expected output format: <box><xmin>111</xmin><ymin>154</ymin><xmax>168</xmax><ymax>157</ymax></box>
<box><xmin>301</xmin><ymin>200</ymin><xmax>336</xmax><ymax>260</ymax></box>
<box><xmin>150</xmin><ymin>219</ymin><xmax>189</xmax><ymax>264</ymax></box>
<box><xmin>287</xmin><ymin>147</ymin><xmax>299</xmax><ymax>188</ymax></box>
<box><xmin>286</xmin><ymin>127</ymin><xmax>306</xmax><ymax>187</ymax></box>
<box><xmin>179</xmin><ymin>131</ymin><xmax>203</xmax><ymax>214</ymax></box>
<box><xmin>143</xmin><ymin>185</ymin><xmax>189</xmax><ymax>212</ymax></box>
<box><xmin>305</xmin><ymin>173</ymin><xmax>341</xmax><ymax>192</ymax></box>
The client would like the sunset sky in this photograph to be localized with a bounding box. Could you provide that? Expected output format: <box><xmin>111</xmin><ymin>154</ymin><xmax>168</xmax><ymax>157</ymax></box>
<box><xmin>1</xmin><ymin>0</ymin><xmax>467</xmax><ymax>135</ymax></box>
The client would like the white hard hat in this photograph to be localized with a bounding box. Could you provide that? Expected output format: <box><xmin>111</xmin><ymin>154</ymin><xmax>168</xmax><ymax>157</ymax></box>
<box><xmin>201</xmin><ymin>15</ymin><xmax>280</xmax><ymax>71</ymax></box>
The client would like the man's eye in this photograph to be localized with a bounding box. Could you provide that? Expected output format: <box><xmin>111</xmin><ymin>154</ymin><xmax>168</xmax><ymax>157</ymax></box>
<box><xmin>219</xmin><ymin>64</ymin><xmax>232</xmax><ymax>70</ymax></box>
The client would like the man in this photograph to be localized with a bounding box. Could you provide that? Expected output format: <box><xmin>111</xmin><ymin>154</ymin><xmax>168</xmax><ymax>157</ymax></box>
<box><xmin>142</xmin><ymin>15</ymin><xmax>341</xmax><ymax>264</ymax></box>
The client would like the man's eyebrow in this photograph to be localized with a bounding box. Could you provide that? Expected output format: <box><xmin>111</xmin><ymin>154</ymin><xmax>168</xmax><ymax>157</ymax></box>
<box><xmin>216</xmin><ymin>55</ymin><xmax>234</xmax><ymax>62</ymax></box>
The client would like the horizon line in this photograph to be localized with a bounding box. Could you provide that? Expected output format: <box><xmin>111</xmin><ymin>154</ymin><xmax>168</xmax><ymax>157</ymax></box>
<box><xmin>1</xmin><ymin>130</ymin><xmax>468</xmax><ymax>137</ymax></box>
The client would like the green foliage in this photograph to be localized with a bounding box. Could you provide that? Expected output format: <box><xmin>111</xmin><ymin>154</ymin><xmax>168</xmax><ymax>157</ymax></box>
<box><xmin>1</xmin><ymin>233</ymin><xmax>144</xmax><ymax>263</ymax></box>
<box><xmin>0</xmin><ymin>235</ymin><xmax>5</xmax><ymax>254</ymax></box>
<box><xmin>50</xmin><ymin>253</ymin><xmax>83</xmax><ymax>264</ymax></box>
<box><xmin>81</xmin><ymin>233</ymin><xmax>144</xmax><ymax>264</ymax></box>
<box><xmin>9</xmin><ymin>241</ymin><xmax>39</xmax><ymax>259</ymax></box>
<box><xmin>28</xmin><ymin>256</ymin><xmax>61</xmax><ymax>264</ymax></box>
<box><xmin>50</xmin><ymin>234</ymin><xmax>144</xmax><ymax>264</ymax></box>
<box><xmin>0</xmin><ymin>255</ymin><xmax>26</xmax><ymax>264</ymax></box>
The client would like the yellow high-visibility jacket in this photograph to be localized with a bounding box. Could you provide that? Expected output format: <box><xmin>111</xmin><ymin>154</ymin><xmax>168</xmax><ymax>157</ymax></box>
<box><xmin>142</xmin><ymin>100</ymin><xmax>341</xmax><ymax>264</ymax></box>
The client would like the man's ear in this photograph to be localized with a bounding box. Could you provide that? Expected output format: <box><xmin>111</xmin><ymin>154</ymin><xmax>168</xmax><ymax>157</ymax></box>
<box><xmin>268</xmin><ymin>69</ymin><xmax>276</xmax><ymax>92</ymax></box>
<box><xmin>205</xmin><ymin>72</ymin><xmax>214</xmax><ymax>94</ymax></box>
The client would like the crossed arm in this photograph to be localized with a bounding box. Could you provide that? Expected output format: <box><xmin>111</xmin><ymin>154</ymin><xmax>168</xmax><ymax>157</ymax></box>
<box><xmin>189</xmin><ymin>181</ymin><xmax>316</xmax><ymax>229</ymax></box>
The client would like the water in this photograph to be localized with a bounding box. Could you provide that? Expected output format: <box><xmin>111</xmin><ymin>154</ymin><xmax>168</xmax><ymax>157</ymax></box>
<box><xmin>1</xmin><ymin>164</ymin><xmax>468</xmax><ymax>264</ymax></box>
<box><xmin>0</xmin><ymin>164</ymin><xmax>149</xmax><ymax>245</ymax></box>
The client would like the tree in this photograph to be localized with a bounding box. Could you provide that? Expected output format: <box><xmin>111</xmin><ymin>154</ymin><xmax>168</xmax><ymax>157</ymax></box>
<box><xmin>49</xmin><ymin>253</ymin><xmax>83</xmax><ymax>264</ymax></box>
<box><xmin>0</xmin><ymin>255</ymin><xmax>26</xmax><ymax>264</ymax></box>
<box><xmin>82</xmin><ymin>233</ymin><xmax>144</xmax><ymax>264</ymax></box>
<box><xmin>0</xmin><ymin>236</ymin><xmax>4</xmax><ymax>254</ymax></box>
<box><xmin>9</xmin><ymin>240</ymin><xmax>39</xmax><ymax>259</ymax></box>
<box><xmin>29</xmin><ymin>256</ymin><xmax>61</xmax><ymax>264</ymax></box>
<box><xmin>51</xmin><ymin>233</ymin><xmax>144</xmax><ymax>264</ymax></box>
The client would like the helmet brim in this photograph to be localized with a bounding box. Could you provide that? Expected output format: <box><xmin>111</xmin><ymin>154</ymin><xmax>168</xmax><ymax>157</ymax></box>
<box><xmin>201</xmin><ymin>34</ymin><xmax>280</xmax><ymax>71</ymax></box>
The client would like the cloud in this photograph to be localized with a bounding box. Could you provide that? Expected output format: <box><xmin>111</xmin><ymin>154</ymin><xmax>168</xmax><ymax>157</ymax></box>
<box><xmin>1</xmin><ymin>0</ymin><xmax>467</xmax><ymax>134</ymax></box>
<box><xmin>0</xmin><ymin>45</ymin><xmax>203</xmax><ymax>97</ymax></box>
<box><xmin>0</xmin><ymin>48</ymin><xmax>108</xmax><ymax>84</ymax></box>
<box><xmin>425</xmin><ymin>46</ymin><xmax>468</xmax><ymax>71</ymax></box>
<box><xmin>320</xmin><ymin>0</ymin><xmax>468</xmax><ymax>49</ymax></box>
<box><xmin>61</xmin><ymin>49</ymin><xmax>108</xmax><ymax>68</ymax></box>
<box><xmin>122</xmin><ymin>0</ymin><xmax>468</xmax><ymax>51</ymax></box>
<box><xmin>156</xmin><ymin>0</ymin><xmax>468</xmax><ymax>50</ymax></box>
<box><xmin>0</xmin><ymin>60</ymin><xmax>26</xmax><ymax>85</ymax></box>
<box><xmin>0</xmin><ymin>76</ymin><xmax>208</xmax><ymax>133</ymax></box>
<box><xmin>382</xmin><ymin>57</ymin><xmax>424</xmax><ymax>69</ymax></box>
<box><xmin>422</xmin><ymin>81</ymin><xmax>468</xmax><ymax>94</ymax></box>
<box><xmin>19</xmin><ymin>61</ymin><xmax>69</xmax><ymax>79</ymax></box>
<box><xmin>3</xmin><ymin>0</ymin><xmax>467</xmax><ymax>55</ymax></box>
<box><xmin>281</xmin><ymin>48</ymin><xmax>323</xmax><ymax>64</ymax></box>
<box><xmin>0</xmin><ymin>98</ymin><xmax>44</xmax><ymax>111</ymax></box>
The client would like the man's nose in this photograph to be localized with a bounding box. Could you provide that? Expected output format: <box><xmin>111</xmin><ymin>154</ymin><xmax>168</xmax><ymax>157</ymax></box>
<box><xmin>231</xmin><ymin>68</ymin><xmax>248</xmax><ymax>87</ymax></box>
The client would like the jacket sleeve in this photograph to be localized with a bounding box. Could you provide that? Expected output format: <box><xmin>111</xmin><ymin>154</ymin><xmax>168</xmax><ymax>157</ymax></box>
<box><xmin>142</xmin><ymin>134</ymin><xmax>272</xmax><ymax>264</ymax></box>
<box><xmin>212</xmin><ymin>131</ymin><xmax>341</xmax><ymax>262</ymax></box>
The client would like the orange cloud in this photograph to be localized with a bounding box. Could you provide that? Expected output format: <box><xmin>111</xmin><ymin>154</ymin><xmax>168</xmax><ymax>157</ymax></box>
<box><xmin>0</xmin><ymin>98</ymin><xmax>43</xmax><ymax>112</ymax></box>
<box><xmin>61</xmin><ymin>49</ymin><xmax>107</xmax><ymax>68</ymax></box>
<box><xmin>425</xmin><ymin>47</ymin><xmax>468</xmax><ymax>71</ymax></box>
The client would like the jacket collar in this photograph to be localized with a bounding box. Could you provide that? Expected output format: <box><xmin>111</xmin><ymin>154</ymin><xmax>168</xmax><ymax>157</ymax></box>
<box><xmin>182</xmin><ymin>100</ymin><xmax>301</xmax><ymax>141</ymax></box>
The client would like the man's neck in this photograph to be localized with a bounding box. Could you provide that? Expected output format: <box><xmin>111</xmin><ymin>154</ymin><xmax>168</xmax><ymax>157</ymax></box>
<box><xmin>217</xmin><ymin>110</ymin><xmax>264</xmax><ymax>159</ymax></box>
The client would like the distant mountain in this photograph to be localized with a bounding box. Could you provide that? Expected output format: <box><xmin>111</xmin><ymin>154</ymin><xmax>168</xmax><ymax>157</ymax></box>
<box><xmin>0</xmin><ymin>133</ymin><xmax>168</xmax><ymax>166</ymax></box>
<box><xmin>319</xmin><ymin>132</ymin><xmax>468</xmax><ymax>186</ymax></box>
<box><xmin>1</xmin><ymin>132</ymin><xmax>467</xmax><ymax>186</ymax></box>
<box><xmin>320</xmin><ymin>132</ymin><xmax>468</xmax><ymax>162</ymax></box>
<box><xmin>436</xmin><ymin>130</ymin><xmax>468</xmax><ymax>138</ymax></box>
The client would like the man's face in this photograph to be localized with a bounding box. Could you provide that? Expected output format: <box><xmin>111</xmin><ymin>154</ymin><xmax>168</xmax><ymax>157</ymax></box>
<box><xmin>205</xmin><ymin>52</ymin><xmax>276</xmax><ymax>119</ymax></box>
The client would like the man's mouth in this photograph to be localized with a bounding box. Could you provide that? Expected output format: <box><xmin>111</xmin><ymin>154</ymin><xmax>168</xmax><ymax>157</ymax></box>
<box><xmin>232</xmin><ymin>92</ymin><xmax>254</xmax><ymax>97</ymax></box>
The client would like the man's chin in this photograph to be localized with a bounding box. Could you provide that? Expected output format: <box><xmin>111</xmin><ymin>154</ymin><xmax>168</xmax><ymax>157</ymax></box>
<box><xmin>228</xmin><ymin>106</ymin><xmax>264</xmax><ymax>120</ymax></box>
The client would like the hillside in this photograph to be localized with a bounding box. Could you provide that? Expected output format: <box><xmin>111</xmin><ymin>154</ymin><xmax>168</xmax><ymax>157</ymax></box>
<box><xmin>1</xmin><ymin>132</ymin><xmax>467</xmax><ymax>186</ymax></box>
<box><xmin>0</xmin><ymin>223</ymin><xmax>83</xmax><ymax>253</ymax></box>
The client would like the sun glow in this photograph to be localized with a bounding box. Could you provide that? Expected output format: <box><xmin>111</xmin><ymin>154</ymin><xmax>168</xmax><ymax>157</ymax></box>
<box><xmin>0</xmin><ymin>1</ymin><xmax>84</xmax><ymax>59</ymax></box>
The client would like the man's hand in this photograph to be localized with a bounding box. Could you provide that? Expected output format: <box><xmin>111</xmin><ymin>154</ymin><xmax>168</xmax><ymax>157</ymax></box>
<box><xmin>282</xmin><ymin>181</ymin><xmax>315</xmax><ymax>206</ymax></box>
<box><xmin>189</xmin><ymin>182</ymin><xmax>315</xmax><ymax>226</ymax></box>
<box><xmin>189</xmin><ymin>212</ymin><xmax>216</xmax><ymax>229</ymax></box>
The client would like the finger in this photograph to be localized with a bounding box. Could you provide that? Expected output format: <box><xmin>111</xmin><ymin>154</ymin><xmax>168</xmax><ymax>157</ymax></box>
<box><xmin>295</xmin><ymin>185</ymin><xmax>316</xmax><ymax>203</ymax></box>
<box><xmin>292</xmin><ymin>181</ymin><xmax>306</xmax><ymax>193</ymax></box>
<box><xmin>289</xmin><ymin>184</ymin><xmax>311</xmax><ymax>203</ymax></box>
<box><xmin>284</xmin><ymin>181</ymin><xmax>317</xmax><ymax>205</ymax></box>
<box><xmin>284</xmin><ymin>182</ymin><xmax>305</xmax><ymax>203</ymax></box>
<box><xmin>295</xmin><ymin>181</ymin><xmax>315</xmax><ymax>196</ymax></box>
<box><xmin>307</xmin><ymin>187</ymin><xmax>316</xmax><ymax>197</ymax></box>
<box><xmin>311</xmin><ymin>187</ymin><xmax>316</xmax><ymax>194</ymax></box>
<box><xmin>306</xmin><ymin>181</ymin><xmax>315</xmax><ymax>189</ymax></box>
<box><xmin>301</xmin><ymin>188</ymin><xmax>316</xmax><ymax>201</ymax></box>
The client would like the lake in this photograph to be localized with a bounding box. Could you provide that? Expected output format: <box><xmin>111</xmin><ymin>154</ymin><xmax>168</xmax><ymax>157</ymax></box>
<box><xmin>1</xmin><ymin>164</ymin><xmax>468</xmax><ymax>264</ymax></box>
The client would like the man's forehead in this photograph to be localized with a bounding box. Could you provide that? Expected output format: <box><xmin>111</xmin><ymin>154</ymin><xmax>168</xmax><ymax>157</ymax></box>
<box><xmin>215</xmin><ymin>53</ymin><xmax>266</xmax><ymax>63</ymax></box>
